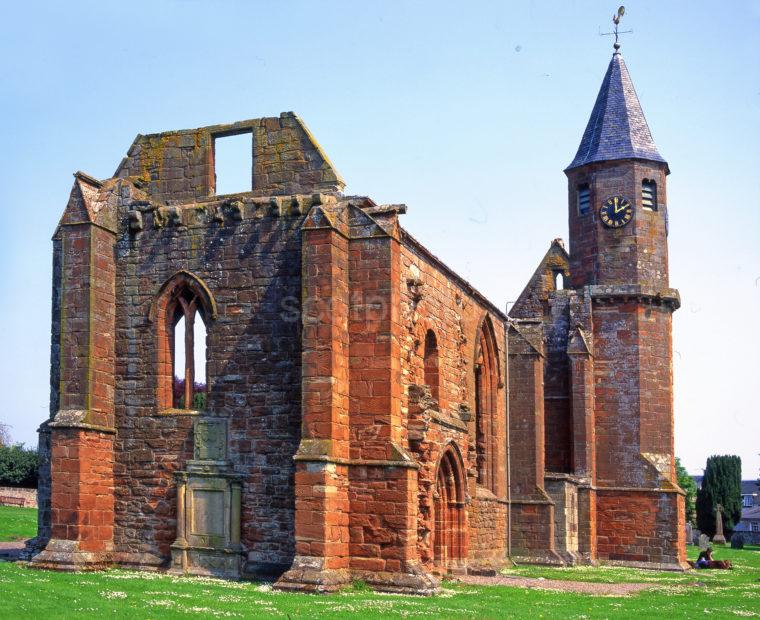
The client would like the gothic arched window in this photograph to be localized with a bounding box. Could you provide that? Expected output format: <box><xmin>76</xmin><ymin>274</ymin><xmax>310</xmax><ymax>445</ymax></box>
<box><xmin>170</xmin><ymin>295</ymin><xmax>207</xmax><ymax>409</ymax></box>
<box><xmin>475</xmin><ymin>316</ymin><xmax>499</xmax><ymax>493</ymax></box>
<box><xmin>151</xmin><ymin>272</ymin><xmax>216</xmax><ymax>411</ymax></box>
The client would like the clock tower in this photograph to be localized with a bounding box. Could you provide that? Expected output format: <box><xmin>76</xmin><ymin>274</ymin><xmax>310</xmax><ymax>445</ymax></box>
<box><xmin>564</xmin><ymin>43</ymin><xmax>687</xmax><ymax>567</ymax></box>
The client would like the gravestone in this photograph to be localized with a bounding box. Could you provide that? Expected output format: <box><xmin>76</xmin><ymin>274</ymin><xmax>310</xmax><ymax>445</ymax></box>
<box><xmin>685</xmin><ymin>522</ymin><xmax>693</xmax><ymax>545</ymax></box>
<box><xmin>698</xmin><ymin>533</ymin><xmax>709</xmax><ymax>550</ymax></box>
<box><xmin>712</xmin><ymin>504</ymin><xmax>727</xmax><ymax>545</ymax></box>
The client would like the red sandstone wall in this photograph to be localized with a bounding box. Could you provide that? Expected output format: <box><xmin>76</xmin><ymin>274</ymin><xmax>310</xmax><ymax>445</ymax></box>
<box><xmin>398</xmin><ymin>242</ymin><xmax>507</xmax><ymax>430</ymax></box>
<box><xmin>468</xmin><ymin>491</ymin><xmax>507</xmax><ymax>566</ymax></box>
<box><xmin>397</xmin><ymin>236</ymin><xmax>508</xmax><ymax>569</ymax></box>
<box><xmin>637</xmin><ymin>304</ymin><xmax>675</xmax><ymax>476</ymax></box>
<box><xmin>591</xmin><ymin>301</ymin><xmax>643</xmax><ymax>487</ymax></box>
<box><xmin>90</xmin><ymin>226</ymin><xmax>117</xmax><ymax>427</ymax></box>
<box><xmin>57</xmin><ymin>226</ymin><xmax>92</xmax><ymax>413</ymax></box>
<box><xmin>50</xmin><ymin>429</ymin><xmax>114</xmax><ymax>553</ymax></box>
<box><xmin>295</xmin><ymin>221</ymin><xmax>351</xmax><ymax>573</ymax></box>
<box><xmin>591</xmin><ymin>300</ymin><xmax>676</xmax><ymax>488</ymax></box>
<box><xmin>348</xmin><ymin>235</ymin><xmax>403</xmax><ymax>460</ymax></box>
<box><xmin>596</xmin><ymin>491</ymin><xmax>685</xmax><ymax>566</ymax></box>
<box><xmin>347</xmin><ymin>466</ymin><xmax>418</xmax><ymax>574</ymax></box>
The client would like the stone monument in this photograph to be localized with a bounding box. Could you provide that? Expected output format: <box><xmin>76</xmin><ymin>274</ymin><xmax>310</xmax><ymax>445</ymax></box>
<box><xmin>170</xmin><ymin>417</ymin><xmax>244</xmax><ymax>578</ymax></box>
<box><xmin>712</xmin><ymin>504</ymin><xmax>727</xmax><ymax>545</ymax></box>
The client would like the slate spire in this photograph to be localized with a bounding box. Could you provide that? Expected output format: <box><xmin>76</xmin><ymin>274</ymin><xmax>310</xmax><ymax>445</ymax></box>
<box><xmin>566</xmin><ymin>51</ymin><xmax>666</xmax><ymax>171</ymax></box>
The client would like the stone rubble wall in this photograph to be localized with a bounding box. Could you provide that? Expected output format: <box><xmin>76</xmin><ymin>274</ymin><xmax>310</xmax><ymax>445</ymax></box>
<box><xmin>113</xmin><ymin>192</ymin><xmax>307</xmax><ymax>571</ymax></box>
<box><xmin>115</xmin><ymin>113</ymin><xmax>344</xmax><ymax>203</ymax></box>
<box><xmin>0</xmin><ymin>487</ymin><xmax>38</xmax><ymax>508</ymax></box>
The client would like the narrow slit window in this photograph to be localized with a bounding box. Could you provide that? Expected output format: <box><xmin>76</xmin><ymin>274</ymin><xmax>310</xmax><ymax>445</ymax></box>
<box><xmin>424</xmin><ymin>330</ymin><xmax>440</xmax><ymax>405</ymax></box>
<box><xmin>577</xmin><ymin>184</ymin><xmax>590</xmax><ymax>215</ymax></box>
<box><xmin>642</xmin><ymin>179</ymin><xmax>657</xmax><ymax>211</ymax></box>
<box><xmin>554</xmin><ymin>271</ymin><xmax>565</xmax><ymax>290</ymax></box>
<box><xmin>213</xmin><ymin>132</ymin><xmax>253</xmax><ymax>195</ymax></box>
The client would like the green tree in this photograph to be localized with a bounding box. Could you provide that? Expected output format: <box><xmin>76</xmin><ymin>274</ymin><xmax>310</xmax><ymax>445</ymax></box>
<box><xmin>675</xmin><ymin>457</ymin><xmax>697</xmax><ymax>524</ymax></box>
<box><xmin>0</xmin><ymin>444</ymin><xmax>39</xmax><ymax>488</ymax></box>
<box><xmin>696</xmin><ymin>455</ymin><xmax>742</xmax><ymax>537</ymax></box>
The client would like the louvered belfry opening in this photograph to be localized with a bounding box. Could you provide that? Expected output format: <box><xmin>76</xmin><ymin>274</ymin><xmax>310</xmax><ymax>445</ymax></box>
<box><xmin>577</xmin><ymin>183</ymin><xmax>591</xmax><ymax>215</ymax></box>
<box><xmin>642</xmin><ymin>179</ymin><xmax>657</xmax><ymax>210</ymax></box>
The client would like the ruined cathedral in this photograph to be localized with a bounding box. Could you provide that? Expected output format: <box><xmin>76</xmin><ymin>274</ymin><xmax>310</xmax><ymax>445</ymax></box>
<box><xmin>30</xmin><ymin>44</ymin><xmax>687</xmax><ymax>592</ymax></box>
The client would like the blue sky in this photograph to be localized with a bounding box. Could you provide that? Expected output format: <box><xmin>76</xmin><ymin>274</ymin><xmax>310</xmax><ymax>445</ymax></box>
<box><xmin>0</xmin><ymin>0</ymin><xmax>758</xmax><ymax>478</ymax></box>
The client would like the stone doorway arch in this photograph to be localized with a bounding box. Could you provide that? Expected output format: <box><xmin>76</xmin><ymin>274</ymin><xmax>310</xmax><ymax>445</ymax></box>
<box><xmin>433</xmin><ymin>445</ymin><xmax>467</xmax><ymax>573</ymax></box>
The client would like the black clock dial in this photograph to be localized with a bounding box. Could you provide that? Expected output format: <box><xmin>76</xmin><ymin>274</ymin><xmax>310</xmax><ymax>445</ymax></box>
<box><xmin>599</xmin><ymin>195</ymin><xmax>633</xmax><ymax>228</ymax></box>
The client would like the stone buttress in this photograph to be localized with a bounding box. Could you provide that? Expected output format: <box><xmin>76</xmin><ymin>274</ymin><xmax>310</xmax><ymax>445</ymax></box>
<box><xmin>32</xmin><ymin>172</ymin><xmax>119</xmax><ymax>569</ymax></box>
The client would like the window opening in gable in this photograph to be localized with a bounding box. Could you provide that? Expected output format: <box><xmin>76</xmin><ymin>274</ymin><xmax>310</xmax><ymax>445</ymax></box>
<box><xmin>213</xmin><ymin>131</ymin><xmax>253</xmax><ymax>195</ymax></box>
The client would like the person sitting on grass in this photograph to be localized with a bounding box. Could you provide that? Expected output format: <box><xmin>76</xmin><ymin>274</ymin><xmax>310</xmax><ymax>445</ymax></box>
<box><xmin>695</xmin><ymin>547</ymin><xmax>732</xmax><ymax>569</ymax></box>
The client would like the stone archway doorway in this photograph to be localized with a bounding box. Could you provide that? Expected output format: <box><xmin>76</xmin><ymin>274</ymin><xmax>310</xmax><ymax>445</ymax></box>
<box><xmin>433</xmin><ymin>446</ymin><xmax>467</xmax><ymax>573</ymax></box>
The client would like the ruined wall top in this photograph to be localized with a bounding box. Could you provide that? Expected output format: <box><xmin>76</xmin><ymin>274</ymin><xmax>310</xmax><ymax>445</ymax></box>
<box><xmin>113</xmin><ymin>112</ymin><xmax>345</xmax><ymax>204</ymax></box>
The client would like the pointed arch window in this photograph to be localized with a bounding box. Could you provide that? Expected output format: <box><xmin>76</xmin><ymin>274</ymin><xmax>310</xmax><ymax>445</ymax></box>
<box><xmin>424</xmin><ymin>329</ymin><xmax>440</xmax><ymax>405</ymax></box>
<box><xmin>152</xmin><ymin>272</ymin><xmax>217</xmax><ymax>412</ymax></box>
<box><xmin>171</xmin><ymin>298</ymin><xmax>207</xmax><ymax>410</ymax></box>
<box><xmin>475</xmin><ymin>316</ymin><xmax>500</xmax><ymax>493</ymax></box>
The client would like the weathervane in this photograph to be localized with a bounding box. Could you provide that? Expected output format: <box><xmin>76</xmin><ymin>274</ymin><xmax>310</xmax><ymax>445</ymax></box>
<box><xmin>600</xmin><ymin>6</ymin><xmax>632</xmax><ymax>52</ymax></box>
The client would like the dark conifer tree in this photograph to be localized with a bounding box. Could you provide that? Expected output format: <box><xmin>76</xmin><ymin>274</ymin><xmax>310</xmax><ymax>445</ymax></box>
<box><xmin>696</xmin><ymin>455</ymin><xmax>742</xmax><ymax>537</ymax></box>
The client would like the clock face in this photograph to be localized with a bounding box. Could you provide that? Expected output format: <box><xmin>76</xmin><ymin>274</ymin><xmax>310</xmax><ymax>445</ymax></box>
<box><xmin>599</xmin><ymin>195</ymin><xmax>633</xmax><ymax>228</ymax></box>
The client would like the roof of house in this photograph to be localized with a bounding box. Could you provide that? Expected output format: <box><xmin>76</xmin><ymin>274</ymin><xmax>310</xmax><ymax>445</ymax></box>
<box><xmin>566</xmin><ymin>52</ymin><xmax>667</xmax><ymax>172</ymax></box>
<box><xmin>692</xmin><ymin>477</ymin><xmax>757</xmax><ymax>492</ymax></box>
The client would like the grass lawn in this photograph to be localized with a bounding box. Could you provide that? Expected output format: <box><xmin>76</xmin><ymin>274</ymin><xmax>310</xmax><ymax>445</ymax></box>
<box><xmin>0</xmin><ymin>505</ymin><xmax>37</xmax><ymax>541</ymax></box>
<box><xmin>1</xmin><ymin>507</ymin><xmax>758</xmax><ymax>618</ymax></box>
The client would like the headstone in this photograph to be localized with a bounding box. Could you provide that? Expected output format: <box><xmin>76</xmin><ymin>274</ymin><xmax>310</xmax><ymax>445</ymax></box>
<box><xmin>730</xmin><ymin>533</ymin><xmax>745</xmax><ymax>550</ymax></box>
<box><xmin>698</xmin><ymin>533</ymin><xmax>710</xmax><ymax>550</ymax></box>
<box><xmin>712</xmin><ymin>503</ymin><xmax>727</xmax><ymax>545</ymax></box>
<box><xmin>685</xmin><ymin>522</ymin><xmax>693</xmax><ymax>545</ymax></box>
